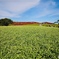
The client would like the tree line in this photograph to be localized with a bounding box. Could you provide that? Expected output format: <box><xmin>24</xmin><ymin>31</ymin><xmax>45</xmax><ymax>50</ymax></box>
<box><xmin>0</xmin><ymin>18</ymin><xmax>59</xmax><ymax>27</ymax></box>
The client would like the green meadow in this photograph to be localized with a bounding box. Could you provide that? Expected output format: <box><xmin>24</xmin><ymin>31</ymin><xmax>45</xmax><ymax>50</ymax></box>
<box><xmin>0</xmin><ymin>26</ymin><xmax>59</xmax><ymax>59</ymax></box>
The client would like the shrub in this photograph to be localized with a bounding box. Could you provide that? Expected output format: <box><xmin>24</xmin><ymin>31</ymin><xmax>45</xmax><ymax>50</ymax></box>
<box><xmin>0</xmin><ymin>18</ymin><xmax>13</xmax><ymax>26</ymax></box>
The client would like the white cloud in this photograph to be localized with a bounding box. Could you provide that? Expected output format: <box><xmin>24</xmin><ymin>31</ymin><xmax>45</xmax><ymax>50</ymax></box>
<box><xmin>0</xmin><ymin>0</ymin><xmax>58</xmax><ymax>20</ymax></box>
<box><xmin>0</xmin><ymin>0</ymin><xmax>40</xmax><ymax>18</ymax></box>
<box><xmin>0</xmin><ymin>10</ymin><xmax>21</xmax><ymax>18</ymax></box>
<box><xmin>34</xmin><ymin>0</ymin><xmax>58</xmax><ymax>18</ymax></box>
<box><xmin>48</xmin><ymin>9</ymin><xmax>59</xmax><ymax>16</ymax></box>
<box><xmin>36</xmin><ymin>10</ymin><xmax>52</xmax><ymax>18</ymax></box>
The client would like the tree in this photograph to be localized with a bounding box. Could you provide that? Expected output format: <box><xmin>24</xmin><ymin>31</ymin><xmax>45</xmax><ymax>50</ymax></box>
<box><xmin>0</xmin><ymin>18</ymin><xmax>13</xmax><ymax>26</ymax></box>
<box><xmin>54</xmin><ymin>20</ymin><xmax>59</xmax><ymax>24</ymax></box>
<box><xmin>54</xmin><ymin>20</ymin><xmax>59</xmax><ymax>28</ymax></box>
<box><xmin>57</xmin><ymin>20</ymin><xmax>59</xmax><ymax>24</ymax></box>
<box><xmin>57</xmin><ymin>20</ymin><xmax>59</xmax><ymax>28</ymax></box>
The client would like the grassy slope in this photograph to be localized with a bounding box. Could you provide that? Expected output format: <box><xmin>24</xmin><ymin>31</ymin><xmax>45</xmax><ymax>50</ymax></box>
<box><xmin>0</xmin><ymin>26</ymin><xmax>59</xmax><ymax>59</ymax></box>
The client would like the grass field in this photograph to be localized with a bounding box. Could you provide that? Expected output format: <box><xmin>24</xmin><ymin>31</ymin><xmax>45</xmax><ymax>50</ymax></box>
<box><xmin>0</xmin><ymin>26</ymin><xmax>59</xmax><ymax>59</ymax></box>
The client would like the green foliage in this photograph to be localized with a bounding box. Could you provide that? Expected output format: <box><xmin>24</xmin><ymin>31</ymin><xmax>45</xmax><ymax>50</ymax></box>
<box><xmin>54</xmin><ymin>20</ymin><xmax>59</xmax><ymax>28</ymax></box>
<box><xmin>42</xmin><ymin>24</ymin><xmax>59</xmax><ymax>28</ymax></box>
<box><xmin>54</xmin><ymin>20</ymin><xmax>59</xmax><ymax>24</ymax></box>
<box><xmin>0</xmin><ymin>18</ymin><xmax>13</xmax><ymax>26</ymax></box>
<box><xmin>0</xmin><ymin>26</ymin><xmax>59</xmax><ymax>59</ymax></box>
<box><xmin>55</xmin><ymin>20</ymin><xmax>59</xmax><ymax>25</ymax></box>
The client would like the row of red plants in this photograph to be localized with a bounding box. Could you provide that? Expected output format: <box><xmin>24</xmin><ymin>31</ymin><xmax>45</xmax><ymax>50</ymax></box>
<box><xmin>12</xmin><ymin>22</ymin><xmax>40</xmax><ymax>25</ymax></box>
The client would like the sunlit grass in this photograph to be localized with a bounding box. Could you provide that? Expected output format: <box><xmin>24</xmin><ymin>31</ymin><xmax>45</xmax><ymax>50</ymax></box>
<box><xmin>0</xmin><ymin>26</ymin><xmax>59</xmax><ymax>59</ymax></box>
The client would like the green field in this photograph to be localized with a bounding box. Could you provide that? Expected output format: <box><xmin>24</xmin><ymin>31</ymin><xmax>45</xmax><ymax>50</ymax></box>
<box><xmin>0</xmin><ymin>26</ymin><xmax>59</xmax><ymax>59</ymax></box>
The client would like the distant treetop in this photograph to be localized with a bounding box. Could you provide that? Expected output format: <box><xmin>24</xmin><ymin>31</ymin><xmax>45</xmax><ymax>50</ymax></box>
<box><xmin>0</xmin><ymin>18</ymin><xmax>13</xmax><ymax>26</ymax></box>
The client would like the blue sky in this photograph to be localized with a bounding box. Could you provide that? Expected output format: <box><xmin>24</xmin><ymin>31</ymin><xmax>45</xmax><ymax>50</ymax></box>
<box><xmin>0</xmin><ymin>0</ymin><xmax>59</xmax><ymax>22</ymax></box>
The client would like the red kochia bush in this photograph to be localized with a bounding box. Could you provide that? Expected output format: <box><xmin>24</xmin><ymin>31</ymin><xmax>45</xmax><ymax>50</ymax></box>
<box><xmin>12</xmin><ymin>22</ymin><xmax>40</xmax><ymax>25</ymax></box>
